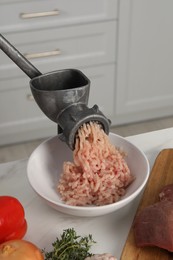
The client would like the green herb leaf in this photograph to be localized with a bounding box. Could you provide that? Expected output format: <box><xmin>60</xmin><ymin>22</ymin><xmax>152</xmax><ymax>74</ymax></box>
<box><xmin>42</xmin><ymin>228</ymin><xmax>96</xmax><ymax>260</ymax></box>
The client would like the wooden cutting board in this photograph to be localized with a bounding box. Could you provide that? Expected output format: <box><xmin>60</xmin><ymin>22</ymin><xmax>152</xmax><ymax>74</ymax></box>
<box><xmin>120</xmin><ymin>149</ymin><xmax>173</xmax><ymax>260</ymax></box>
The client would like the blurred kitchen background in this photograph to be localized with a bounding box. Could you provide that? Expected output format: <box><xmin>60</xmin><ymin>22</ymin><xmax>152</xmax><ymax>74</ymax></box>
<box><xmin>1</xmin><ymin>0</ymin><xmax>173</xmax><ymax>163</ymax></box>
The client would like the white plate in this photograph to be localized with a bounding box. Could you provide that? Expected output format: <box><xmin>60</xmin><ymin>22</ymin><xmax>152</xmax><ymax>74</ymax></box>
<box><xmin>27</xmin><ymin>133</ymin><xmax>150</xmax><ymax>217</ymax></box>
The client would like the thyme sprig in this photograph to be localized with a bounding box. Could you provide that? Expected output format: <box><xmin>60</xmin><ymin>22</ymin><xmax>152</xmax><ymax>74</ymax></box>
<box><xmin>43</xmin><ymin>228</ymin><xmax>96</xmax><ymax>260</ymax></box>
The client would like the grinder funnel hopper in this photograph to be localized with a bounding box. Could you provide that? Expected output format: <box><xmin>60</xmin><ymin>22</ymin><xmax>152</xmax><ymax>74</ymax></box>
<box><xmin>30</xmin><ymin>69</ymin><xmax>90</xmax><ymax>123</ymax></box>
<box><xmin>30</xmin><ymin>69</ymin><xmax>110</xmax><ymax>149</ymax></box>
<box><xmin>0</xmin><ymin>33</ymin><xmax>110</xmax><ymax>149</ymax></box>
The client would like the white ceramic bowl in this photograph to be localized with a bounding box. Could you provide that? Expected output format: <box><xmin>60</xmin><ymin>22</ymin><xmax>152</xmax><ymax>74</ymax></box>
<box><xmin>27</xmin><ymin>133</ymin><xmax>150</xmax><ymax>217</ymax></box>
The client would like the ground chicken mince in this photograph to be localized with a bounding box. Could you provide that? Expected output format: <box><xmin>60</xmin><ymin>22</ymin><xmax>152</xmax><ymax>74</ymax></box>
<box><xmin>57</xmin><ymin>122</ymin><xmax>134</xmax><ymax>206</ymax></box>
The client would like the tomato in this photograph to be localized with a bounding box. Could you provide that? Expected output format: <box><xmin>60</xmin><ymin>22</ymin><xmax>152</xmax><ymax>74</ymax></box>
<box><xmin>0</xmin><ymin>196</ymin><xmax>27</xmax><ymax>243</ymax></box>
<box><xmin>0</xmin><ymin>240</ymin><xmax>44</xmax><ymax>259</ymax></box>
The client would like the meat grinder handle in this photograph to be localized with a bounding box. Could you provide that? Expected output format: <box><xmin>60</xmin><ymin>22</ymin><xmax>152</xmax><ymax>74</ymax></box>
<box><xmin>0</xmin><ymin>33</ymin><xmax>41</xmax><ymax>79</ymax></box>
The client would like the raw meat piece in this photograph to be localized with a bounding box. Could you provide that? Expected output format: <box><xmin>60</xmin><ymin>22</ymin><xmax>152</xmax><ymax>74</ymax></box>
<box><xmin>159</xmin><ymin>184</ymin><xmax>173</xmax><ymax>202</ymax></box>
<box><xmin>134</xmin><ymin>184</ymin><xmax>173</xmax><ymax>252</ymax></box>
<box><xmin>134</xmin><ymin>200</ymin><xmax>173</xmax><ymax>251</ymax></box>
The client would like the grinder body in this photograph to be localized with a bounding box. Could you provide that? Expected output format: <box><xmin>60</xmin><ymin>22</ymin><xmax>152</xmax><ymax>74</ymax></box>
<box><xmin>0</xmin><ymin>33</ymin><xmax>110</xmax><ymax>150</ymax></box>
<box><xmin>30</xmin><ymin>69</ymin><xmax>110</xmax><ymax>150</ymax></box>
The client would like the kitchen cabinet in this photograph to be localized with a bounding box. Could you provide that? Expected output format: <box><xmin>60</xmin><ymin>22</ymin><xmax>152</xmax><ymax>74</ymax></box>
<box><xmin>115</xmin><ymin>0</ymin><xmax>173</xmax><ymax>125</ymax></box>
<box><xmin>1</xmin><ymin>0</ymin><xmax>173</xmax><ymax>145</ymax></box>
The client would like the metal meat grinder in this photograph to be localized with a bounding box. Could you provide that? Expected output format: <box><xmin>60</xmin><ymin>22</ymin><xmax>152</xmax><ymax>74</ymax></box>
<box><xmin>0</xmin><ymin>34</ymin><xmax>111</xmax><ymax>150</ymax></box>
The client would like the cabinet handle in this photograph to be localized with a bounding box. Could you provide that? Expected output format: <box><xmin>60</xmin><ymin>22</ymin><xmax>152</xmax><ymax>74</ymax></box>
<box><xmin>24</xmin><ymin>49</ymin><xmax>61</xmax><ymax>59</ymax></box>
<box><xmin>27</xmin><ymin>94</ymin><xmax>34</xmax><ymax>101</ymax></box>
<box><xmin>20</xmin><ymin>9</ymin><xmax>60</xmax><ymax>19</ymax></box>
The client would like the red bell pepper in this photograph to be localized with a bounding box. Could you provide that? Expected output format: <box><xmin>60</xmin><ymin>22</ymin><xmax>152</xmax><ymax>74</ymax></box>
<box><xmin>0</xmin><ymin>196</ymin><xmax>27</xmax><ymax>243</ymax></box>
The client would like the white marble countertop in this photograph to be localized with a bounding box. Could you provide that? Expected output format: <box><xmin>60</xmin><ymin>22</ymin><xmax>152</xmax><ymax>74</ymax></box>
<box><xmin>1</xmin><ymin>127</ymin><xmax>173</xmax><ymax>259</ymax></box>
